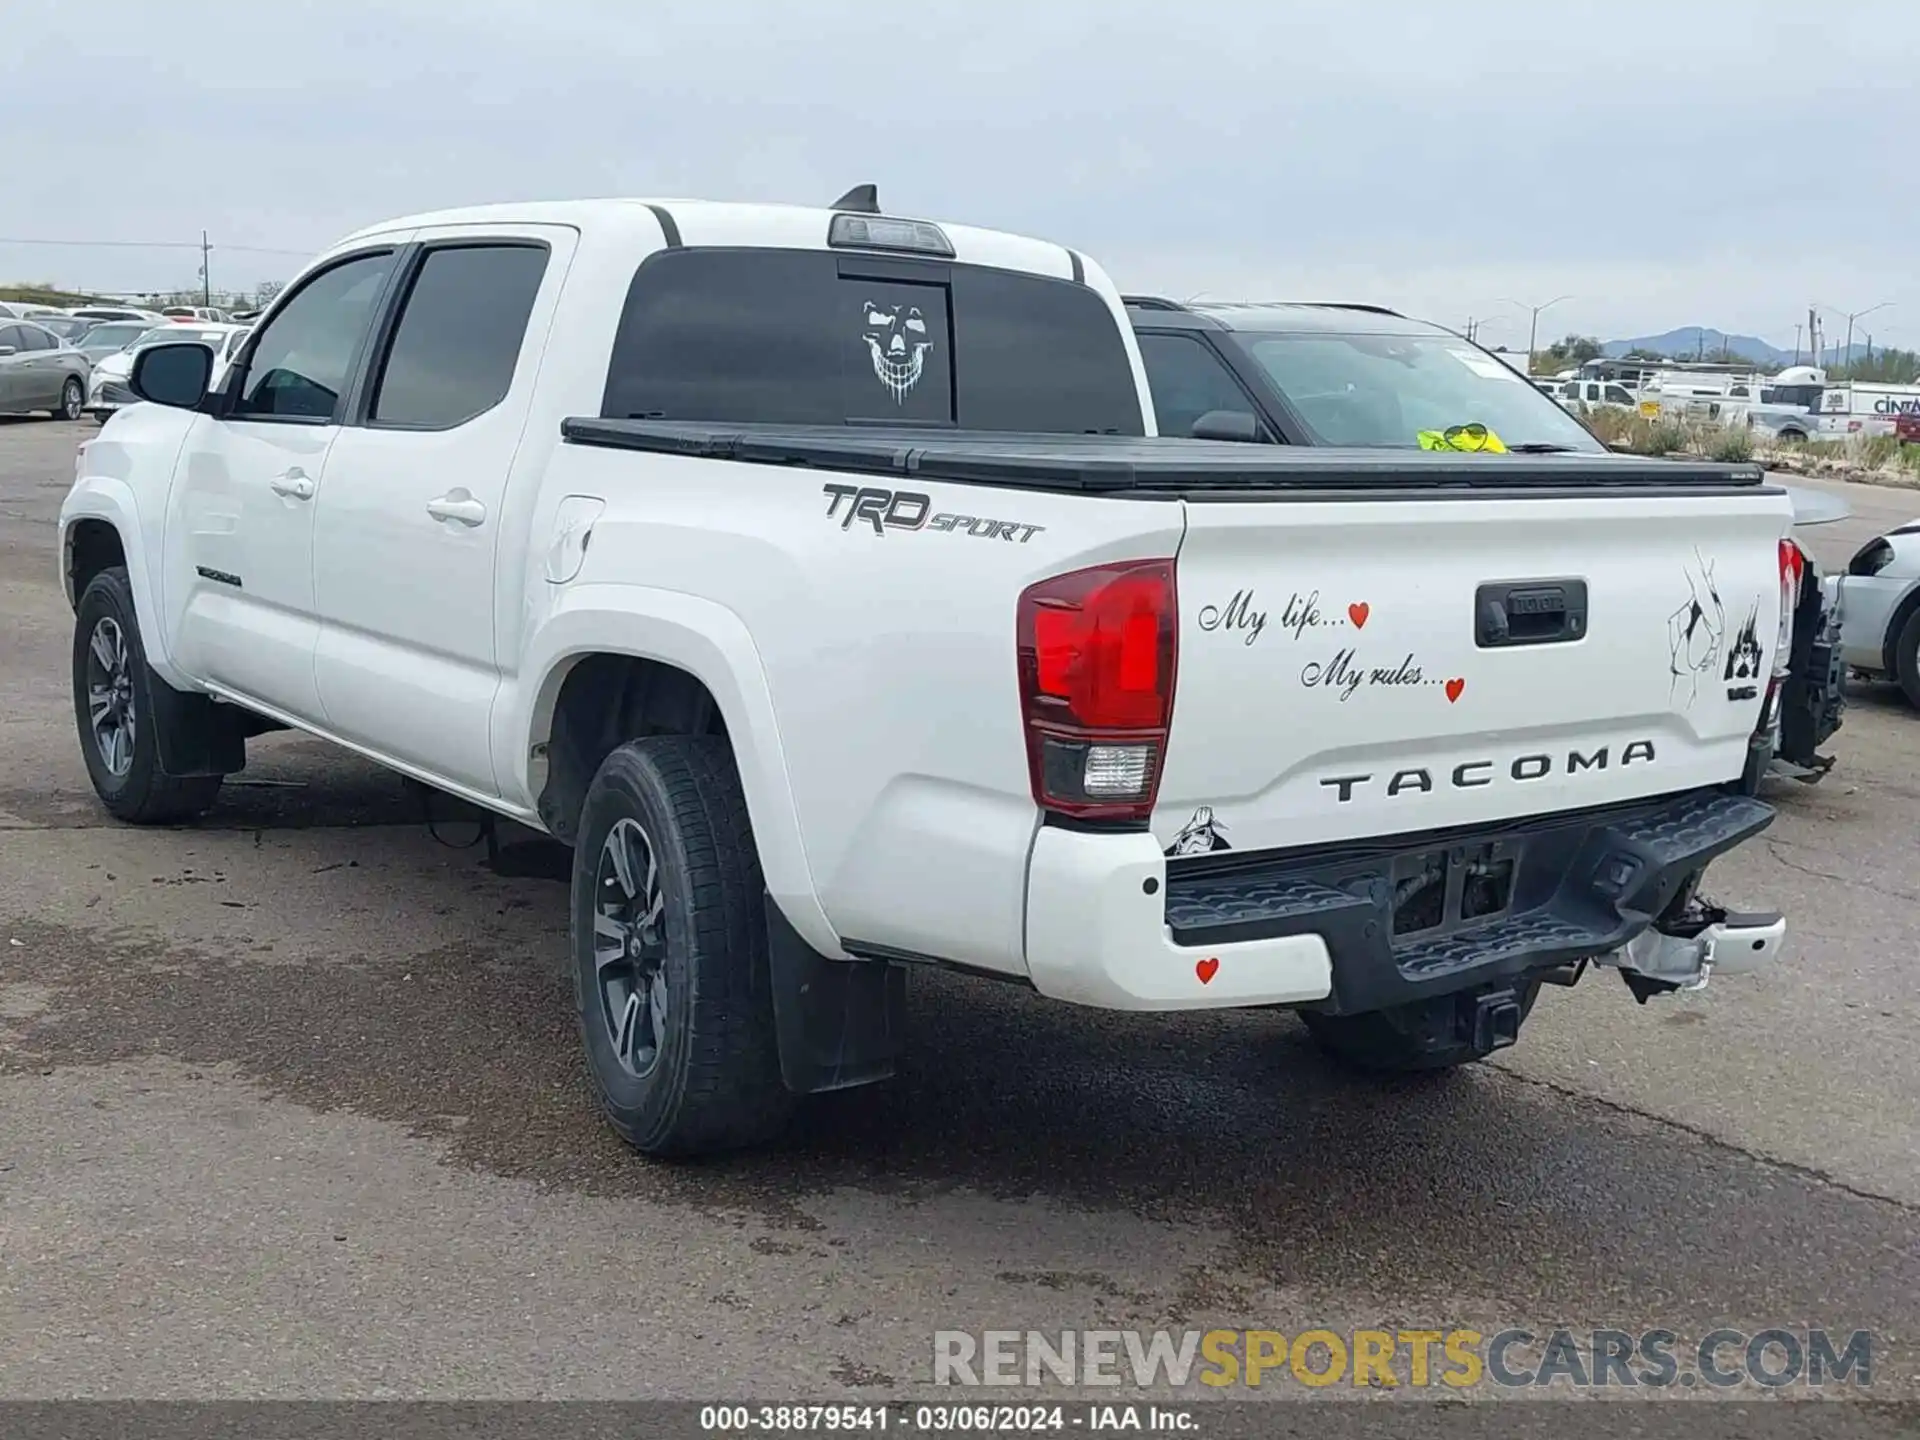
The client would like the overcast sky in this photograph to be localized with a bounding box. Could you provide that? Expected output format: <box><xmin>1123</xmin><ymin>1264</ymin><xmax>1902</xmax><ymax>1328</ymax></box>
<box><xmin>5</xmin><ymin>0</ymin><xmax>1915</xmax><ymax>350</ymax></box>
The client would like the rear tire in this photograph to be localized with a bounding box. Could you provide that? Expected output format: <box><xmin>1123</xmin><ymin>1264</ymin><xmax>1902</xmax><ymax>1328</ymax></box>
<box><xmin>1303</xmin><ymin>981</ymin><xmax>1541</xmax><ymax>1074</ymax></box>
<box><xmin>569</xmin><ymin>735</ymin><xmax>792</xmax><ymax>1157</ymax></box>
<box><xmin>1893</xmin><ymin>608</ymin><xmax>1920</xmax><ymax>710</ymax></box>
<box><xmin>71</xmin><ymin>567</ymin><xmax>223</xmax><ymax>824</ymax></box>
<box><xmin>53</xmin><ymin>377</ymin><xmax>84</xmax><ymax>421</ymax></box>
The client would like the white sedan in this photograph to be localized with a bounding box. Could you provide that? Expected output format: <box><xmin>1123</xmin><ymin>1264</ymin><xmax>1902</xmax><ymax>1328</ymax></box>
<box><xmin>87</xmin><ymin>324</ymin><xmax>248</xmax><ymax>422</ymax></box>
<box><xmin>1827</xmin><ymin>519</ymin><xmax>1920</xmax><ymax>706</ymax></box>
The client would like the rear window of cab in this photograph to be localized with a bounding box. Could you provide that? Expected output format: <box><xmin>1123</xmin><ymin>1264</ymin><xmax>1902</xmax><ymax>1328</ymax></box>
<box><xmin>601</xmin><ymin>247</ymin><xmax>1144</xmax><ymax>436</ymax></box>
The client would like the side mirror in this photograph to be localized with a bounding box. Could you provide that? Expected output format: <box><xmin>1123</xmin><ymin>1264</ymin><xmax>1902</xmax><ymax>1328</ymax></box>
<box><xmin>0</xmin><ymin>345</ymin><xmax>15</xmax><ymax>357</ymax></box>
<box><xmin>1190</xmin><ymin>409</ymin><xmax>1262</xmax><ymax>443</ymax></box>
<box><xmin>129</xmin><ymin>342</ymin><xmax>214</xmax><ymax>410</ymax></box>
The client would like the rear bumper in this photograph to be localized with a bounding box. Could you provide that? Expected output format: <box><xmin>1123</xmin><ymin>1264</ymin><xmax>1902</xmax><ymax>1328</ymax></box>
<box><xmin>1023</xmin><ymin>788</ymin><xmax>1775</xmax><ymax>1015</ymax></box>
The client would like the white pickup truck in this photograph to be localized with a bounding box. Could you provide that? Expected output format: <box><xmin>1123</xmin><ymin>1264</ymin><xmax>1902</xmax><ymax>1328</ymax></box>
<box><xmin>61</xmin><ymin>191</ymin><xmax>1795</xmax><ymax>1156</ymax></box>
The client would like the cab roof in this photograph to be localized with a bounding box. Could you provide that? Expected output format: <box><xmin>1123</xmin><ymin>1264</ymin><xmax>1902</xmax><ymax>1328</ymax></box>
<box><xmin>329</xmin><ymin>196</ymin><xmax>1092</xmax><ymax>288</ymax></box>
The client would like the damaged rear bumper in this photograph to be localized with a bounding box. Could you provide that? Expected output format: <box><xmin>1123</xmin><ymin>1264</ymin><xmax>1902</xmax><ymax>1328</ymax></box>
<box><xmin>1161</xmin><ymin>787</ymin><xmax>1779</xmax><ymax>1017</ymax></box>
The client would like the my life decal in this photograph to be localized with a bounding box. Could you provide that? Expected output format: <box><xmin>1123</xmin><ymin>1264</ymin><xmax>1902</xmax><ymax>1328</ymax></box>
<box><xmin>1195</xmin><ymin>587</ymin><xmax>1464</xmax><ymax>704</ymax></box>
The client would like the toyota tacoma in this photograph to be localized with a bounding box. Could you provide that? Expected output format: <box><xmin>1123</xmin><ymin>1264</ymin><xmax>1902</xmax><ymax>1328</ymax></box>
<box><xmin>61</xmin><ymin>189</ymin><xmax>1792</xmax><ymax>1156</ymax></box>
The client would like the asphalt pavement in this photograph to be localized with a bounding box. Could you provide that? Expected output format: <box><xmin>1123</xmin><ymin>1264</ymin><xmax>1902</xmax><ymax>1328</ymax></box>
<box><xmin>1</xmin><ymin>418</ymin><xmax>1915</xmax><ymax>1408</ymax></box>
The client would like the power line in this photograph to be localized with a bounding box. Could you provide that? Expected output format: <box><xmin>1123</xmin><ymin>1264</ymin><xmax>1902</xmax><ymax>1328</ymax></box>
<box><xmin>0</xmin><ymin>236</ymin><xmax>312</xmax><ymax>256</ymax></box>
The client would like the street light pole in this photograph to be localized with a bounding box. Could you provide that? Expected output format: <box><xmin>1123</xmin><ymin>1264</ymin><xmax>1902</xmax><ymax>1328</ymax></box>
<box><xmin>1821</xmin><ymin>300</ymin><xmax>1892</xmax><ymax>373</ymax></box>
<box><xmin>1501</xmin><ymin>295</ymin><xmax>1572</xmax><ymax>373</ymax></box>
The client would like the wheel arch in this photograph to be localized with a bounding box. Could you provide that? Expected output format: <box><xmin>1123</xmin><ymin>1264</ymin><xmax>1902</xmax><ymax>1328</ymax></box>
<box><xmin>513</xmin><ymin>586</ymin><xmax>842</xmax><ymax>958</ymax></box>
<box><xmin>1882</xmin><ymin>578</ymin><xmax>1920</xmax><ymax>679</ymax></box>
<box><xmin>59</xmin><ymin>485</ymin><xmax>186</xmax><ymax>686</ymax></box>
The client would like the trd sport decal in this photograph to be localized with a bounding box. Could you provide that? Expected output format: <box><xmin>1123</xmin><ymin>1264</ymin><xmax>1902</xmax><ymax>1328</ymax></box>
<box><xmin>821</xmin><ymin>483</ymin><xmax>1044</xmax><ymax>543</ymax></box>
<box><xmin>1724</xmin><ymin>600</ymin><xmax>1765</xmax><ymax>701</ymax></box>
<box><xmin>1667</xmin><ymin>550</ymin><xmax>1725</xmax><ymax>707</ymax></box>
<box><xmin>1166</xmin><ymin>806</ymin><xmax>1231</xmax><ymax>856</ymax></box>
<box><xmin>861</xmin><ymin>300</ymin><xmax>932</xmax><ymax>403</ymax></box>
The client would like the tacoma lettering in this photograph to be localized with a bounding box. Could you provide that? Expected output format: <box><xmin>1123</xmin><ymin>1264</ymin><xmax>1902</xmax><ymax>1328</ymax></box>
<box><xmin>1320</xmin><ymin>741</ymin><xmax>1657</xmax><ymax>803</ymax></box>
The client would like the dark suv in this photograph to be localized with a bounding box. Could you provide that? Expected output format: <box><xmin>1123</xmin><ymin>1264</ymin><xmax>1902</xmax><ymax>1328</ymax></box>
<box><xmin>1125</xmin><ymin>296</ymin><xmax>1845</xmax><ymax>780</ymax></box>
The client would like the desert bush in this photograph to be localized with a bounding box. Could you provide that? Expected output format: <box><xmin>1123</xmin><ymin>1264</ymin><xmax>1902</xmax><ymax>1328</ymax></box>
<box><xmin>1705</xmin><ymin>425</ymin><xmax>1755</xmax><ymax>463</ymax></box>
<box><xmin>1642</xmin><ymin>419</ymin><xmax>1691</xmax><ymax>456</ymax></box>
<box><xmin>1578</xmin><ymin>405</ymin><xmax>1640</xmax><ymax>447</ymax></box>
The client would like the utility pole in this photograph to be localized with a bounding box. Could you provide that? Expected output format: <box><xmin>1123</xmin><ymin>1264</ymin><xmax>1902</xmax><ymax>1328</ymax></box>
<box><xmin>1793</xmin><ymin>323</ymin><xmax>1802</xmax><ymax>365</ymax></box>
<box><xmin>200</xmin><ymin>230</ymin><xmax>212</xmax><ymax>307</ymax></box>
<box><xmin>1500</xmin><ymin>295</ymin><xmax>1571</xmax><ymax>375</ymax></box>
<box><xmin>1808</xmin><ymin>306</ymin><xmax>1820</xmax><ymax>368</ymax></box>
<box><xmin>1824</xmin><ymin>300</ymin><xmax>1892</xmax><ymax>376</ymax></box>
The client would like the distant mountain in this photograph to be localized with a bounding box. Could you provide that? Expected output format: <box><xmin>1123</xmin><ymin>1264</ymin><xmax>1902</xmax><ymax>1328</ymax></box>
<box><xmin>1600</xmin><ymin>329</ymin><xmax>1890</xmax><ymax>370</ymax></box>
<box><xmin>1601</xmin><ymin>329</ymin><xmax>1793</xmax><ymax>367</ymax></box>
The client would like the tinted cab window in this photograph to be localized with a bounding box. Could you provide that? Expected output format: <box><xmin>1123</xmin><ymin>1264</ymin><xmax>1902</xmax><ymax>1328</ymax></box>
<box><xmin>602</xmin><ymin>249</ymin><xmax>1143</xmax><ymax>435</ymax></box>
<box><xmin>1135</xmin><ymin>332</ymin><xmax>1265</xmax><ymax>439</ymax></box>
<box><xmin>369</xmin><ymin>243</ymin><xmax>549</xmax><ymax>428</ymax></box>
<box><xmin>233</xmin><ymin>251</ymin><xmax>397</xmax><ymax>421</ymax></box>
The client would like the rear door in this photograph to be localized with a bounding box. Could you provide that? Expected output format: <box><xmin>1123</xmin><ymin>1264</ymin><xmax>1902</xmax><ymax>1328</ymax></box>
<box><xmin>1155</xmin><ymin>482</ymin><xmax>1792</xmax><ymax>855</ymax></box>
<box><xmin>0</xmin><ymin>326</ymin><xmax>25</xmax><ymax>410</ymax></box>
<box><xmin>14</xmin><ymin>324</ymin><xmax>60</xmax><ymax>407</ymax></box>
<box><xmin>310</xmin><ymin>227</ymin><xmax>570</xmax><ymax>795</ymax></box>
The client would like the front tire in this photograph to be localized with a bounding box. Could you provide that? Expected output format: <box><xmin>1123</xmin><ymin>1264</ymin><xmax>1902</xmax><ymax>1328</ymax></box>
<box><xmin>1893</xmin><ymin>607</ymin><xmax>1920</xmax><ymax>710</ymax></box>
<box><xmin>54</xmin><ymin>377</ymin><xmax>84</xmax><ymax>421</ymax></box>
<box><xmin>569</xmin><ymin>735</ymin><xmax>792</xmax><ymax>1157</ymax></box>
<box><xmin>71</xmin><ymin>567</ymin><xmax>223</xmax><ymax>824</ymax></box>
<box><xmin>1303</xmin><ymin>981</ymin><xmax>1542</xmax><ymax>1074</ymax></box>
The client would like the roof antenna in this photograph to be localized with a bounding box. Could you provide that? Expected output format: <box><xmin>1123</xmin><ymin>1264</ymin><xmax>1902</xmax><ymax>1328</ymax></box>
<box><xmin>832</xmin><ymin>184</ymin><xmax>881</xmax><ymax>215</ymax></box>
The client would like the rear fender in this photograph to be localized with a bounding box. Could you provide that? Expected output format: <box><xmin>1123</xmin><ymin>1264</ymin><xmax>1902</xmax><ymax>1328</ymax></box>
<box><xmin>511</xmin><ymin>583</ymin><xmax>841</xmax><ymax>960</ymax></box>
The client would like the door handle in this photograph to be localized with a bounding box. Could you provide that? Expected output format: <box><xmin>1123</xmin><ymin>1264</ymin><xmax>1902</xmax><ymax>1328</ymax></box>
<box><xmin>426</xmin><ymin>490</ymin><xmax>488</xmax><ymax>527</ymax></box>
<box><xmin>270</xmin><ymin>469</ymin><xmax>315</xmax><ymax>500</ymax></box>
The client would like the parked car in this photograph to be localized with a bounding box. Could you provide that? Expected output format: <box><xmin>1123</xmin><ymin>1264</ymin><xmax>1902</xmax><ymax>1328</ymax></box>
<box><xmin>66</xmin><ymin>306</ymin><xmax>163</xmax><ymax>325</ymax></box>
<box><xmin>1828</xmin><ymin>520</ymin><xmax>1920</xmax><ymax>707</ymax></box>
<box><xmin>60</xmin><ymin>193</ymin><xmax>1792</xmax><ymax>1157</ymax></box>
<box><xmin>73</xmin><ymin>320</ymin><xmax>157</xmax><ymax>365</ymax></box>
<box><xmin>0</xmin><ymin>320</ymin><xmax>91</xmax><ymax>420</ymax></box>
<box><xmin>160</xmin><ymin>306</ymin><xmax>230</xmax><ymax>323</ymax></box>
<box><xmin>31</xmin><ymin>315</ymin><xmax>101</xmax><ymax>345</ymax></box>
<box><xmin>1554</xmin><ymin>377</ymin><xmax>1641</xmax><ymax>412</ymax></box>
<box><xmin>87</xmin><ymin>324</ymin><xmax>245</xmax><ymax>422</ymax></box>
<box><xmin>1124</xmin><ymin>296</ymin><xmax>1847</xmax><ymax>783</ymax></box>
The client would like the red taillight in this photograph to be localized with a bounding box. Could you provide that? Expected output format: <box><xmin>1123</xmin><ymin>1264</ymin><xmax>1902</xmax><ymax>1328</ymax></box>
<box><xmin>1016</xmin><ymin>559</ymin><xmax>1177</xmax><ymax>822</ymax></box>
<box><xmin>1776</xmin><ymin>538</ymin><xmax>1804</xmax><ymax>676</ymax></box>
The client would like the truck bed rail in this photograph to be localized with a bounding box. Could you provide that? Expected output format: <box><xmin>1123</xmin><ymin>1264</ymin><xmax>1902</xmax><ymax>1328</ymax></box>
<box><xmin>560</xmin><ymin>417</ymin><xmax>1776</xmax><ymax>501</ymax></box>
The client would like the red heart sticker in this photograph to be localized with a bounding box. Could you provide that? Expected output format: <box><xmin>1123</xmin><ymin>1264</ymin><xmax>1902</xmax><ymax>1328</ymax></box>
<box><xmin>1348</xmin><ymin>602</ymin><xmax>1370</xmax><ymax>629</ymax></box>
<box><xmin>1445</xmin><ymin>677</ymin><xmax>1466</xmax><ymax>703</ymax></box>
<box><xmin>1195</xmin><ymin>957</ymin><xmax>1220</xmax><ymax>985</ymax></box>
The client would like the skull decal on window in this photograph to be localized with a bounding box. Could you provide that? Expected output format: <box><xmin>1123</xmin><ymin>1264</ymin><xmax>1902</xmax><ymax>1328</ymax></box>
<box><xmin>861</xmin><ymin>300</ymin><xmax>932</xmax><ymax>403</ymax></box>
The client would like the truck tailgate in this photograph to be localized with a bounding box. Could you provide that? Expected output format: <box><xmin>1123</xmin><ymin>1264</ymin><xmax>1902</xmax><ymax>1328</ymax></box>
<box><xmin>1155</xmin><ymin>490</ymin><xmax>1792</xmax><ymax>855</ymax></box>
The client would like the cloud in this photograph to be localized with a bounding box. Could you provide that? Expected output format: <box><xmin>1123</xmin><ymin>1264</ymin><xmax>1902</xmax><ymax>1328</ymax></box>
<box><xmin>3</xmin><ymin>0</ymin><xmax>1913</xmax><ymax>345</ymax></box>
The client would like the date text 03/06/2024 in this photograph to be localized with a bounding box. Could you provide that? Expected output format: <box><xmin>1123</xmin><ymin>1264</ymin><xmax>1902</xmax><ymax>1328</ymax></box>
<box><xmin>698</xmin><ymin>1404</ymin><xmax>1193</xmax><ymax>1433</ymax></box>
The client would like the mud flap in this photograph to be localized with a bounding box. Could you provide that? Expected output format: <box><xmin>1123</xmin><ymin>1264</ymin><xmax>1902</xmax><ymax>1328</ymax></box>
<box><xmin>147</xmin><ymin>675</ymin><xmax>247</xmax><ymax>778</ymax></box>
<box><xmin>765</xmin><ymin>897</ymin><xmax>906</xmax><ymax>1095</ymax></box>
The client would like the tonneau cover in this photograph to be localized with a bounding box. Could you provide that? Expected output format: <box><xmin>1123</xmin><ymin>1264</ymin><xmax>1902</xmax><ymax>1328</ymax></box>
<box><xmin>561</xmin><ymin>417</ymin><xmax>1773</xmax><ymax>498</ymax></box>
